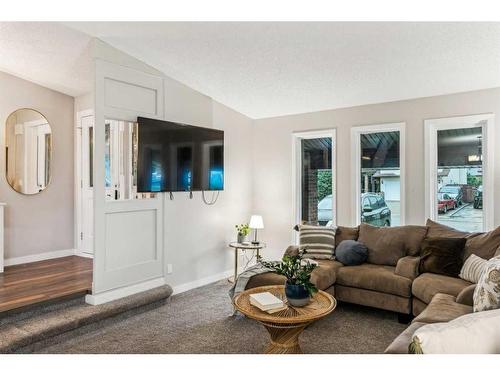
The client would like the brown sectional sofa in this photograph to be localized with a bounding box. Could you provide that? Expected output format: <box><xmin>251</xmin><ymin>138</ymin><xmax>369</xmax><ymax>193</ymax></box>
<box><xmin>246</xmin><ymin>220</ymin><xmax>500</xmax><ymax>323</ymax></box>
<box><xmin>385</xmin><ymin>290</ymin><xmax>475</xmax><ymax>353</ymax></box>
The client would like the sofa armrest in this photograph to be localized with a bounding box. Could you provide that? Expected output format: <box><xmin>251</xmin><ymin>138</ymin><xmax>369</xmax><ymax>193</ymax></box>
<box><xmin>456</xmin><ymin>284</ymin><xmax>476</xmax><ymax>306</ymax></box>
<box><xmin>395</xmin><ymin>256</ymin><xmax>420</xmax><ymax>280</ymax></box>
<box><xmin>283</xmin><ymin>245</ymin><xmax>300</xmax><ymax>257</ymax></box>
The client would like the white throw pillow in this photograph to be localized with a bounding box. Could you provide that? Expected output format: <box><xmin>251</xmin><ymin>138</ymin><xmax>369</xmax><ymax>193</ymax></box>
<box><xmin>473</xmin><ymin>256</ymin><xmax>500</xmax><ymax>312</ymax></box>
<box><xmin>410</xmin><ymin>309</ymin><xmax>500</xmax><ymax>354</ymax></box>
<box><xmin>459</xmin><ymin>254</ymin><xmax>487</xmax><ymax>283</ymax></box>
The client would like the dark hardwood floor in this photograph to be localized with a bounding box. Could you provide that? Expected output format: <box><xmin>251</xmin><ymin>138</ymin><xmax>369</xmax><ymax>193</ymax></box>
<box><xmin>0</xmin><ymin>256</ymin><xmax>92</xmax><ymax>313</ymax></box>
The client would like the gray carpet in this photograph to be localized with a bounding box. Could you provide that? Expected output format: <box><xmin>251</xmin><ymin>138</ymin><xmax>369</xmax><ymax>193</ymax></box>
<box><xmin>29</xmin><ymin>280</ymin><xmax>406</xmax><ymax>354</ymax></box>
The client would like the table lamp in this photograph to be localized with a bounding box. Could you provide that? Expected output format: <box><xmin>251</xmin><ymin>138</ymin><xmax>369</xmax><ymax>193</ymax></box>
<box><xmin>249</xmin><ymin>215</ymin><xmax>264</xmax><ymax>245</ymax></box>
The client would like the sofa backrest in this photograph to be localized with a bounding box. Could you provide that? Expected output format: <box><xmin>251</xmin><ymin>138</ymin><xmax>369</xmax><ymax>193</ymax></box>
<box><xmin>425</xmin><ymin>219</ymin><xmax>500</xmax><ymax>261</ymax></box>
<box><xmin>335</xmin><ymin>225</ymin><xmax>359</xmax><ymax>247</ymax></box>
<box><xmin>358</xmin><ymin>223</ymin><xmax>428</xmax><ymax>266</ymax></box>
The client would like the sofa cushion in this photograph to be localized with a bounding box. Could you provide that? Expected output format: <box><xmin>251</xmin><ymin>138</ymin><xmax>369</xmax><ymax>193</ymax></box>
<box><xmin>298</xmin><ymin>224</ymin><xmax>336</xmax><ymax>260</ymax></box>
<box><xmin>395</xmin><ymin>256</ymin><xmax>420</xmax><ymax>280</ymax></box>
<box><xmin>336</xmin><ymin>263</ymin><xmax>412</xmax><ymax>297</ymax></box>
<box><xmin>335</xmin><ymin>285</ymin><xmax>411</xmax><ymax>314</ymax></box>
<box><xmin>413</xmin><ymin>293</ymin><xmax>473</xmax><ymax>324</ymax></box>
<box><xmin>419</xmin><ymin>237</ymin><xmax>466</xmax><ymax>277</ymax></box>
<box><xmin>463</xmin><ymin>226</ymin><xmax>500</xmax><ymax>261</ymax></box>
<box><xmin>335</xmin><ymin>240</ymin><xmax>367</xmax><ymax>266</ymax></box>
<box><xmin>412</xmin><ymin>273</ymin><xmax>472</xmax><ymax>304</ymax></box>
<box><xmin>425</xmin><ymin>219</ymin><xmax>500</xmax><ymax>261</ymax></box>
<box><xmin>335</xmin><ymin>225</ymin><xmax>359</xmax><ymax>247</ymax></box>
<box><xmin>358</xmin><ymin>224</ymin><xmax>428</xmax><ymax>266</ymax></box>
<box><xmin>309</xmin><ymin>260</ymin><xmax>343</xmax><ymax>290</ymax></box>
<box><xmin>425</xmin><ymin>219</ymin><xmax>470</xmax><ymax>238</ymax></box>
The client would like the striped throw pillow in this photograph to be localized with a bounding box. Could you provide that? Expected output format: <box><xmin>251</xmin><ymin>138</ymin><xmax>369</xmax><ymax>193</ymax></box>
<box><xmin>459</xmin><ymin>254</ymin><xmax>487</xmax><ymax>283</ymax></box>
<box><xmin>298</xmin><ymin>224</ymin><xmax>336</xmax><ymax>260</ymax></box>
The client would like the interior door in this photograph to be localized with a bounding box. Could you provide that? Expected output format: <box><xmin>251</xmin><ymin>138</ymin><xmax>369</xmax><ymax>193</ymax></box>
<box><xmin>81</xmin><ymin>115</ymin><xmax>94</xmax><ymax>255</ymax></box>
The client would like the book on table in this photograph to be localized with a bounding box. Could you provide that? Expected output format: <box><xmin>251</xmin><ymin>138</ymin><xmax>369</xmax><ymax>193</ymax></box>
<box><xmin>249</xmin><ymin>292</ymin><xmax>285</xmax><ymax>311</ymax></box>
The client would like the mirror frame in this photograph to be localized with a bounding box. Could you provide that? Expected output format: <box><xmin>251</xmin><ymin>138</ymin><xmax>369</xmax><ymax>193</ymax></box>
<box><xmin>4</xmin><ymin>108</ymin><xmax>53</xmax><ymax>195</ymax></box>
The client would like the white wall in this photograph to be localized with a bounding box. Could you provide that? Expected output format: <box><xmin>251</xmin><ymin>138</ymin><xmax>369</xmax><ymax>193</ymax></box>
<box><xmin>75</xmin><ymin>92</ymin><xmax>94</xmax><ymax>114</ymax></box>
<box><xmin>252</xmin><ymin>88</ymin><xmax>500</xmax><ymax>261</ymax></box>
<box><xmin>0</xmin><ymin>71</ymin><xmax>75</xmax><ymax>261</ymax></box>
<box><xmin>164</xmin><ymin>101</ymin><xmax>253</xmax><ymax>290</ymax></box>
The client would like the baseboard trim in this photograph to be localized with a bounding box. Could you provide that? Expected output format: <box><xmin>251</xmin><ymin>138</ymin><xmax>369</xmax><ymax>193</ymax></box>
<box><xmin>4</xmin><ymin>249</ymin><xmax>77</xmax><ymax>266</ymax></box>
<box><xmin>74</xmin><ymin>251</ymin><xmax>94</xmax><ymax>259</ymax></box>
<box><xmin>172</xmin><ymin>269</ymin><xmax>234</xmax><ymax>295</ymax></box>
<box><xmin>85</xmin><ymin>277</ymin><xmax>167</xmax><ymax>305</ymax></box>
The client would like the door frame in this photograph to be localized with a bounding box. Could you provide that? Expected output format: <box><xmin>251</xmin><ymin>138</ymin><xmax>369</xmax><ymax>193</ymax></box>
<box><xmin>351</xmin><ymin>122</ymin><xmax>406</xmax><ymax>226</ymax></box>
<box><xmin>292</xmin><ymin>129</ymin><xmax>337</xmax><ymax>244</ymax></box>
<box><xmin>75</xmin><ymin>109</ymin><xmax>94</xmax><ymax>258</ymax></box>
<box><xmin>424</xmin><ymin>113</ymin><xmax>495</xmax><ymax>230</ymax></box>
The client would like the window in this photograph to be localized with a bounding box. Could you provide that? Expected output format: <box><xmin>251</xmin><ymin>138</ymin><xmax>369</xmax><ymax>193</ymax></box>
<box><xmin>352</xmin><ymin>123</ymin><xmax>405</xmax><ymax>227</ymax></box>
<box><xmin>293</xmin><ymin>130</ymin><xmax>336</xmax><ymax>227</ymax></box>
<box><xmin>425</xmin><ymin>114</ymin><xmax>494</xmax><ymax>231</ymax></box>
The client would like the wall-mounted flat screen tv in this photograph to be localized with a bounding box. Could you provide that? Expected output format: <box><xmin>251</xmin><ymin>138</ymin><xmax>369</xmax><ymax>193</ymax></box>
<box><xmin>137</xmin><ymin>117</ymin><xmax>224</xmax><ymax>192</ymax></box>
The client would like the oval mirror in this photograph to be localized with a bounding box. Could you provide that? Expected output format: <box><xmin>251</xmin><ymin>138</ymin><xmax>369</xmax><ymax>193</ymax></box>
<box><xmin>5</xmin><ymin>109</ymin><xmax>52</xmax><ymax>194</ymax></box>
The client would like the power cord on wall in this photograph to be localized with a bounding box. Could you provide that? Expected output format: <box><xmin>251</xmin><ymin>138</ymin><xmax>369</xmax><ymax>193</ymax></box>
<box><xmin>202</xmin><ymin>190</ymin><xmax>220</xmax><ymax>205</ymax></box>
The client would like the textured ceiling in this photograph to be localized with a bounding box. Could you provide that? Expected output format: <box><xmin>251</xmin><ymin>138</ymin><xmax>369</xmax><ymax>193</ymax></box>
<box><xmin>67</xmin><ymin>22</ymin><xmax>500</xmax><ymax>119</ymax></box>
<box><xmin>0</xmin><ymin>22</ymin><xmax>93</xmax><ymax>97</ymax></box>
<box><xmin>2</xmin><ymin>22</ymin><xmax>500</xmax><ymax>118</ymax></box>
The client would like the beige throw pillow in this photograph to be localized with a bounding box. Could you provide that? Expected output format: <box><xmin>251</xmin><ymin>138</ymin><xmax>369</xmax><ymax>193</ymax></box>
<box><xmin>459</xmin><ymin>254</ymin><xmax>487</xmax><ymax>283</ymax></box>
<box><xmin>410</xmin><ymin>308</ymin><xmax>500</xmax><ymax>354</ymax></box>
<box><xmin>298</xmin><ymin>224</ymin><xmax>336</xmax><ymax>260</ymax></box>
<box><xmin>473</xmin><ymin>256</ymin><xmax>500</xmax><ymax>312</ymax></box>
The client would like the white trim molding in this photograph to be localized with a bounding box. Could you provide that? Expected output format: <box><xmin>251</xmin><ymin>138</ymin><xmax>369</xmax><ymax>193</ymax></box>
<box><xmin>4</xmin><ymin>249</ymin><xmax>77</xmax><ymax>266</ymax></box>
<box><xmin>171</xmin><ymin>269</ymin><xmax>234</xmax><ymax>295</ymax></box>
<box><xmin>85</xmin><ymin>276</ymin><xmax>166</xmax><ymax>305</ymax></box>
<box><xmin>291</xmin><ymin>129</ymin><xmax>337</xmax><ymax>244</ymax></box>
<box><xmin>424</xmin><ymin>113</ymin><xmax>495</xmax><ymax>230</ymax></box>
<box><xmin>75</xmin><ymin>109</ymin><xmax>94</xmax><ymax>255</ymax></box>
<box><xmin>351</xmin><ymin>122</ymin><xmax>406</xmax><ymax>226</ymax></box>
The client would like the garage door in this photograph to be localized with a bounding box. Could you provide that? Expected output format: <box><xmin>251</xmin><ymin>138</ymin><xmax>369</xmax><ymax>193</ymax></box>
<box><xmin>381</xmin><ymin>178</ymin><xmax>400</xmax><ymax>201</ymax></box>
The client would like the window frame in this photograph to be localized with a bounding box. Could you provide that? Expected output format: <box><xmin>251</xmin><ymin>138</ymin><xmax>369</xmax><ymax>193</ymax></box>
<box><xmin>424</xmin><ymin>113</ymin><xmax>495</xmax><ymax>231</ymax></box>
<box><xmin>292</xmin><ymin>129</ymin><xmax>337</xmax><ymax>243</ymax></box>
<box><xmin>351</xmin><ymin>122</ymin><xmax>406</xmax><ymax>226</ymax></box>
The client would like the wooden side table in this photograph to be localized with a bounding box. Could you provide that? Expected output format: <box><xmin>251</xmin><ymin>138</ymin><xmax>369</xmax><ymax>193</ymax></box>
<box><xmin>228</xmin><ymin>242</ymin><xmax>266</xmax><ymax>283</ymax></box>
<box><xmin>233</xmin><ymin>285</ymin><xmax>336</xmax><ymax>354</ymax></box>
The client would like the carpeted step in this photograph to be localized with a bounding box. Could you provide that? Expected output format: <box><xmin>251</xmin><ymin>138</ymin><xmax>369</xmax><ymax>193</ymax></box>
<box><xmin>0</xmin><ymin>285</ymin><xmax>173</xmax><ymax>353</ymax></box>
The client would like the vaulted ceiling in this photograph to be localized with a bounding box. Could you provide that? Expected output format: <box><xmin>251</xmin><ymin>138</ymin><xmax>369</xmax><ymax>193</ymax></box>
<box><xmin>2</xmin><ymin>22</ymin><xmax>500</xmax><ymax>119</ymax></box>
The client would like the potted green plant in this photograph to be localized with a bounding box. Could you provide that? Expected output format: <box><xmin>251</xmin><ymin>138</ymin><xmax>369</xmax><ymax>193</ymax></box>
<box><xmin>235</xmin><ymin>224</ymin><xmax>251</xmax><ymax>243</ymax></box>
<box><xmin>258</xmin><ymin>249</ymin><xmax>318</xmax><ymax>307</ymax></box>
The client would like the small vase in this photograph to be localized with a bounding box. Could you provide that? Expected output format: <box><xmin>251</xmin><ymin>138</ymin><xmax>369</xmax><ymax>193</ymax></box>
<box><xmin>285</xmin><ymin>281</ymin><xmax>311</xmax><ymax>307</ymax></box>
<box><xmin>237</xmin><ymin>234</ymin><xmax>247</xmax><ymax>244</ymax></box>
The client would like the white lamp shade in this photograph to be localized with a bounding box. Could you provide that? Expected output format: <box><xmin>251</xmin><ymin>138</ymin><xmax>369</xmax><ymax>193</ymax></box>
<box><xmin>249</xmin><ymin>215</ymin><xmax>264</xmax><ymax>229</ymax></box>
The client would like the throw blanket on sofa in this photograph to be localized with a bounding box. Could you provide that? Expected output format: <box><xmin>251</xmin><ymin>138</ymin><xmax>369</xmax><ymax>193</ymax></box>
<box><xmin>228</xmin><ymin>263</ymin><xmax>273</xmax><ymax>302</ymax></box>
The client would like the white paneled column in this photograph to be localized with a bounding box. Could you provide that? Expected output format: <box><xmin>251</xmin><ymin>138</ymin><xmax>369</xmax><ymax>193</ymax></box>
<box><xmin>87</xmin><ymin>58</ymin><xmax>166</xmax><ymax>304</ymax></box>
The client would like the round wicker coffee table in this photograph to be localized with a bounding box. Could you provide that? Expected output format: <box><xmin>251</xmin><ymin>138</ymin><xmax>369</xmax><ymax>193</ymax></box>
<box><xmin>233</xmin><ymin>285</ymin><xmax>336</xmax><ymax>354</ymax></box>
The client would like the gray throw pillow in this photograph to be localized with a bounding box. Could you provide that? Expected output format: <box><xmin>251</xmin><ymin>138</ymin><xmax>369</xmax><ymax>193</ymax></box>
<box><xmin>335</xmin><ymin>240</ymin><xmax>368</xmax><ymax>266</ymax></box>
